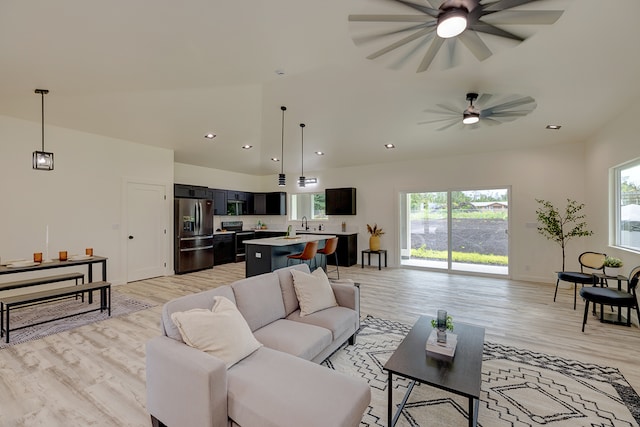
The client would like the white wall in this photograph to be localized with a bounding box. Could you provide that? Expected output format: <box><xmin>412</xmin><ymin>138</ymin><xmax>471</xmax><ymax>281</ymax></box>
<box><xmin>0</xmin><ymin>115</ymin><xmax>174</xmax><ymax>285</ymax></box>
<box><xmin>584</xmin><ymin>100</ymin><xmax>640</xmax><ymax>270</ymax></box>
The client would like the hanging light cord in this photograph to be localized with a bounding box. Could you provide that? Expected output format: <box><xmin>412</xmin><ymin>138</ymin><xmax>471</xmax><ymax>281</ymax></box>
<box><xmin>280</xmin><ymin>106</ymin><xmax>286</xmax><ymax>174</ymax></box>
<box><xmin>300</xmin><ymin>123</ymin><xmax>305</xmax><ymax>177</ymax></box>
<box><xmin>40</xmin><ymin>90</ymin><xmax>45</xmax><ymax>151</ymax></box>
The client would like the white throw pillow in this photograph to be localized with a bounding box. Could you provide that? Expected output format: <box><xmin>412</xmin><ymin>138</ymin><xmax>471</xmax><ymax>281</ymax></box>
<box><xmin>171</xmin><ymin>296</ymin><xmax>262</xmax><ymax>368</ymax></box>
<box><xmin>291</xmin><ymin>268</ymin><xmax>338</xmax><ymax>317</ymax></box>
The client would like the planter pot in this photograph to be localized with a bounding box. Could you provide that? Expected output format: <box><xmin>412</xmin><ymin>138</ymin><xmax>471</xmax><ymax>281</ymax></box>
<box><xmin>369</xmin><ymin>236</ymin><xmax>381</xmax><ymax>251</ymax></box>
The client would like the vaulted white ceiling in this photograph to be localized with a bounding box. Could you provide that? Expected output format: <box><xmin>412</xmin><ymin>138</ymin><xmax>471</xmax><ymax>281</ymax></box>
<box><xmin>1</xmin><ymin>0</ymin><xmax>639</xmax><ymax>175</ymax></box>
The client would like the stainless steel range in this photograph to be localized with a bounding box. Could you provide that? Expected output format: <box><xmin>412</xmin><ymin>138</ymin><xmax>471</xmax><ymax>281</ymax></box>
<box><xmin>221</xmin><ymin>221</ymin><xmax>255</xmax><ymax>262</ymax></box>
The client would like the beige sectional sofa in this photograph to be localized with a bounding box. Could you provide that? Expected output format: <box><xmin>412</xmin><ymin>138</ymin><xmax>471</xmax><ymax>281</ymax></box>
<box><xmin>146</xmin><ymin>264</ymin><xmax>371</xmax><ymax>427</ymax></box>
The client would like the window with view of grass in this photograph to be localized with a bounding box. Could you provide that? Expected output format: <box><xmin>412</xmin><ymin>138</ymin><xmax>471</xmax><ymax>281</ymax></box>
<box><xmin>290</xmin><ymin>193</ymin><xmax>327</xmax><ymax>221</ymax></box>
<box><xmin>400</xmin><ymin>188</ymin><xmax>510</xmax><ymax>275</ymax></box>
<box><xmin>614</xmin><ymin>159</ymin><xmax>640</xmax><ymax>252</ymax></box>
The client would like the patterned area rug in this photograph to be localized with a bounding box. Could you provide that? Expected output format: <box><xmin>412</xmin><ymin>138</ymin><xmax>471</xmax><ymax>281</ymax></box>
<box><xmin>323</xmin><ymin>316</ymin><xmax>640</xmax><ymax>427</ymax></box>
<box><xmin>0</xmin><ymin>291</ymin><xmax>155</xmax><ymax>348</ymax></box>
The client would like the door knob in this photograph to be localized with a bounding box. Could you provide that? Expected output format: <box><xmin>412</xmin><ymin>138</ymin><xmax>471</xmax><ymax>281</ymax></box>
<box><xmin>128</xmin><ymin>235</ymin><xmax>134</xmax><ymax>240</ymax></box>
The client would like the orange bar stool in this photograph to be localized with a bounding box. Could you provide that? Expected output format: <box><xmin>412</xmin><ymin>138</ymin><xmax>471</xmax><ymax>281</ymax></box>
<box><xmin>317</xmin><ymin>237</ymin><xmax>339</xmax><ymax>279</ymax></box>
<box><xmin>287</xmin><ymin>240</ymin><xmax>319</xmax><ymax>269</ymax></box>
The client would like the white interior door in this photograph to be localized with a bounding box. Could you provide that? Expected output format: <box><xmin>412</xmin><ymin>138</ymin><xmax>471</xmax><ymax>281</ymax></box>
<box><xmin>126</xmin><ymin>182</ymin><xmax>167</xmax><ymax>282</ymax></box>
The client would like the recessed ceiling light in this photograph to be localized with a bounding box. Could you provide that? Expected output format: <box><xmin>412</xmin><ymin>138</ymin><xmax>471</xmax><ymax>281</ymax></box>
<box><xmin>384</xmin><ymin>143</ymin><xmax>395</xmax><ymax>149</ymax></box>
<box><xmin>315</xmin><ymin>151</ymin><xmax>324</xmax><ymax>156</ymax></box>
<box><xmin>241</xmin><ymin>145</ymin><xmax>253</xmax><ymax>149</ymax></box>
<box><xmin>546</xmin><ymin>125</ymin><xmax>562</xmax><ymax>130</ymax></box>
<box><xmin>204</xmin><ymin>133</ymin><xmax>216</xmax><ymax>139</ymax></box>
<box><xmin>271</xmin><ymin>157</ymin><xmax>280</xmax><ymax>162</ymax></box>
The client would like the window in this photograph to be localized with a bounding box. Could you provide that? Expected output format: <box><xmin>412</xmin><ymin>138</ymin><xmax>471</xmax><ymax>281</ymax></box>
<box><xmin>290</xmin><ymin>193</ymin><xmax>327</xmax><ymax>220</ymax></box>
<box><xmin>614</xmin><ymin>159</ymin><xmax>640</xmax><ymax>252</ymax></box>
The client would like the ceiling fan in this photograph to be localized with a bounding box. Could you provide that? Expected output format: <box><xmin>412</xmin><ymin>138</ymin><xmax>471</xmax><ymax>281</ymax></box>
<box><xmin>419</xmin><ymin>92</ymin><xmax>537</xmax><ymax>130</ymax></box>
<box><xmin>348</xmin><ymin>0</ymin><xmax>564</xmax><ymax>72</ymax></box>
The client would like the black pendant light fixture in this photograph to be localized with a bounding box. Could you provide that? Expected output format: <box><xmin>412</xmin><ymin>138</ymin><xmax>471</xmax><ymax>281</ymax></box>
<box><xmin>33</xmin><ymin>89</ymin><xmax>54</xmax><ymax>171</ymax></box>
<box><xmin>278</xmin><ymin>106</ymin><xmax>287</xmax><ymax>186</ymax></box>
<box><xmin>298</xmin><ymin>123</ymin><xmax>306</xmax><ymax>187</ymax></box>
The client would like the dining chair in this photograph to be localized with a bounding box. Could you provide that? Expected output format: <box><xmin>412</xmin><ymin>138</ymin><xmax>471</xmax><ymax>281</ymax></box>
<box><xmin>579</xmin><ymin>265</ymin><xmax>640</xmax><ymax>332</ymax></box>
<box><xmin>555</xmin><ymin>251</ymin><xmax>606</xmax><ymax>310</ymax></box>
<box><xmin>287</xmin><ymin>241</ymin><xmax>318</xmax><ymax>270</ymax></box>
<box><xmin>316</xmin><ymin>237</ymin><xmax>339</xmax><ymax>279</ymax></box>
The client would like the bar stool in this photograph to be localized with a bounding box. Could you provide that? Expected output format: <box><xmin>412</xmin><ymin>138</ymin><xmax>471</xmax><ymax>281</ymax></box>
<box><xmin>317</xmin><ymin>237</ymin><xmax>339</xmax><ymax>279</ymax></box>
<box><xmin>287</xmin><ymin>241</ymin><xmax>318</xmax><ymax>269</ymax></box>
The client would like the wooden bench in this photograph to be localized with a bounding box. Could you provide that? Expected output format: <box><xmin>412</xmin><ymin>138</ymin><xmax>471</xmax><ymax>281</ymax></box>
<box><xmin>0</xmin><ymin>281</ymin><xmax>111</xmax><ymax>343</ymax></box>
<box><xmin>0</xmin><ymin>272</ymin><xmax>85</xmax><ymax>292</ymax></box>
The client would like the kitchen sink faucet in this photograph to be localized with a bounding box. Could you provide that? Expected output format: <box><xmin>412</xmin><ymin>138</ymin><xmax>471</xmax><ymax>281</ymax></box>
<box><xmin>301</xmin><ymin>216</ymin><xmax>309</xmax><ymax>231</ymax></box>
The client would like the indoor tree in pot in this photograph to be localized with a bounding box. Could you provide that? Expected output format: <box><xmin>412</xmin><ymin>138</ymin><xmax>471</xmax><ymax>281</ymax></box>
<box><xmin>535</xmin><ymin>199</ymin><xmax>593</xmax><ymax>271</ymax></box>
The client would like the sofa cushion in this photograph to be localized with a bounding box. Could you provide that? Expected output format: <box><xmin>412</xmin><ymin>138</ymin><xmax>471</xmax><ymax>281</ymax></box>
<box><xmin>287</xmin><ymin>306</ymin><xmax>358</xmax><ymax>342</ymax></box>
<box><xmin>227</xmin><ymin>347</ymin><xmax>371</xmax><ymax>427</ymax></box>
<box><xmin>252</xmin><ymin>319</ymin><xmax>332</xmax><ymax>361</ymax></box>
<box><xmin>275</xmin><ymin>263</ymin><xmax>310</xmax><ymax>316</ymax></box>
<box><xmin>171</xmin><ymin>296</ymin><xmax>262</xmax><ymax>368</ymax></box>
<box><xmin>162</xmin><ymin>285</ymin><xmax>236</xmax><ymax>342</ymax></box>
<box><xmin>291</xmin><ymin>268</ymin><xmax>337</xmax><ymax>317</ymax></box>
<box><xmin>232</xmin><ymin>272</ymin><xmax>286</xmax><ymax>331</ymax></box>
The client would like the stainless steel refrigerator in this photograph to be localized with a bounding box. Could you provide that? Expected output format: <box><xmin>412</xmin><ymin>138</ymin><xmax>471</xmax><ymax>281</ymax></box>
<box><xmin>174</xmin><ymin>198</ymin><xmax>214</xmax><ymax>274</ymax></box>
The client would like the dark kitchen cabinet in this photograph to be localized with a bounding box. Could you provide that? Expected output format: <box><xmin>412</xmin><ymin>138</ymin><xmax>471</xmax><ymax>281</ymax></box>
<box><xmin>329</xmin><ymin>234</ymin><xmax>358</xmax><ymax>267</ymax></box>
<box><xmin>266</xmin><ymin>192</ymin><xmax>286</xmax><ymax>215</ymax></box>
<box><xmin>226</xmin><ymin>190</ymin><xmax>250</xmax><ymax>215</ymax></box>
<box><xmin>213</xmin><ymin>233</ymin><xmax>235</xmax><ymax>265</ymax></box>
<box><xmin>251</xmin><ymin>192</ymin><xmax>286</xmax><ymax>215</ymax></box>
<box><xmin>326</xmin><ymin>187</ymin><xmax>357</xmax><ymax>215</ymax></box>
<box><xmin>175</xmin><ymin>184</ymin><xmax>209</xmax><ymax>199</ymax></box>
<box><xmin>211</xmin><ymin>189</ymin><xmax>227</xmax><ymax>215</ymax></box>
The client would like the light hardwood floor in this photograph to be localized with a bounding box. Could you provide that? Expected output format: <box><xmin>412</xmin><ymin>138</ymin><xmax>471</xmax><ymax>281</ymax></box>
<box><xmin>0</xmin><ymin>263</ymin><xmax>638</xmax><ymax>427</ymax></box>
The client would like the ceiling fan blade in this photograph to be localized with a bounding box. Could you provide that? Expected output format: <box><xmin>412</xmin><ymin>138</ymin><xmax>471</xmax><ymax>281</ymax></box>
<box><xmin>418</xmin><ymin>117</ymin><xmax>459</xmax><ymax>125</ymax></box>
<box><xmin>435</xmin><ymin>102</ymin><xmax>462</xmax><ymax>114</ymax></box>
<box><xmin>468</xmin><ymin>22</ymin><xmax>525</xmax><ymax>41</ymax></box>
<box><xmin>476</xmin><ymin>93</ymin><xmax>493</xmax><ymax>107</ymax></box>
<box><xmin>457</xmin><ymin>31</ymin><xmax>492</xmax><ymax>61</ymax></box>
<box><xmin>366</xmin><ymin>26</ymin><xmax>435</xmax><ymax>60</ymax></box>
<box><xmin>486</xmin><ymin>96</ymin><xmax>536</xmax><ymax>112</ymax></box>
<box><xmin>487</xmin><ymin>111</ymin><xmax>531</xmax><ymax>118</ymax></box>
<box><xmin>348</xmin><ymin>14</ymin><xmax>433</xmax><ymax>23</ymax></box>
<box><xmin>483</xmin><ymin>0</ymin><xmax>539</xmax><ymax>12</ymax></box>
<box><xmin>416</xmin><ymin>36</ymin><xmax>444</xmax><ymax>72</ymax></box>
<box><xmin>480</xmin><ymin>117</ymin><xmax>502</xmax><ymax>126</ymax></box>
<box><xmin>437</xmin><ymin>120</ymin><xmax>461</xmax><ymax>131</ymax></box>
<box><xmin>388</xmin><ymin>0</ymin><xmax>439</xmax><ymax>17</ymax></box>
<box><xmin>481</xmin><ymin>10</ymin><xmax>563</xmax><ymax>25</ymax></box>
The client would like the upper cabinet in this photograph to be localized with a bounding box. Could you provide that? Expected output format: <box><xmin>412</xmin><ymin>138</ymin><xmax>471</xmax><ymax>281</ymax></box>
<box><xmin>252</xmin><ymin>192</ymin><xmax>287</xmax><ymax>215</ymax></box>
<box><xmin>211</xmin><ymin>189</ymin><xmax>227</xmax><ymax>215</ymax></box>
<box><xmin>326</xmin><ymin>187</ymin><xmax>357</xmax><ymax>215</ymax></box>
<box><xmin>175</xmin><ymin>184</ymin><xmax>209</xmax><ymax>199</ymax></box>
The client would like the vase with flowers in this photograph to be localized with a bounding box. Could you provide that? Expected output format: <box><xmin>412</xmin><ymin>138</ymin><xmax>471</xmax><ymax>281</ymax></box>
<box><xmin>366</xmin><ymin>223</ymin><xmax>384</xmax><ymax>251</ymax></box>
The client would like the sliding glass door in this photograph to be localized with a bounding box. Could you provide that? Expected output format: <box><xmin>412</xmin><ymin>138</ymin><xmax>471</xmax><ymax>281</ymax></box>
<box><xmin>401</xmin><ymin>188</ymin><xmax>509</xmax><ymax>275</ymax></box>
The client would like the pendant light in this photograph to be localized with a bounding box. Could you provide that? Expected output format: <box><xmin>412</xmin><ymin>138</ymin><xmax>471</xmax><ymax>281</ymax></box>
<box><xmin>33</xmin><ymin>89</ymin><xmax>54</xmax><ymax>171</ymax></box>
<box><xmin>278</xmin><ymin>106</ymin><xmax>287</xmax><ymax>186</ymax></box>
<box><xmin>298</xmin><ymin>123</ymin><xmax>306</xmax><ymax>187</ymax></box>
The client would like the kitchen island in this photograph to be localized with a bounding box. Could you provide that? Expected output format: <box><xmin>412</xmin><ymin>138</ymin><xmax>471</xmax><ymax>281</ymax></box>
<box><xmin>244</xmin><ymin>234</ymin><xmax>335</xmax><ymax>277</ymax></box>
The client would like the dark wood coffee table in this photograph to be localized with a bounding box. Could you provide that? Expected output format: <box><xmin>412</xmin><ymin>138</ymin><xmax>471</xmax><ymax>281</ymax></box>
<box><xmin>384</xmin><ymin>315</ymin><xmax>485</xmax><ymax>427</ymax></box>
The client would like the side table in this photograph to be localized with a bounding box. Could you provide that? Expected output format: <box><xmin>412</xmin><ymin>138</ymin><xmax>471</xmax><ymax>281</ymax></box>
<box><xmin>361</xmin><ymin>249</ymin><xmax>387</xmax><ymax>270</ymax></box>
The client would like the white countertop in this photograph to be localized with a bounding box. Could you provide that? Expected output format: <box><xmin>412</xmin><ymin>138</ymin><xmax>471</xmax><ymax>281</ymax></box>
<box><xmin>254</xmin><ymin>229</ymin><xmax>357</xmax><ymax>236</ymax></box>
<box><xmin>244</xmin><ymin>234</ymin><xmax>336</xmax><ymax>246</ymax></box>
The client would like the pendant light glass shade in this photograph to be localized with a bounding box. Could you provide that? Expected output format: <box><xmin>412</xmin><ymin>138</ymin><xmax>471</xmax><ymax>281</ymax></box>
<box><xmin>33</xmin><ymin>89</ymin><xmax>54</xmax><ymax>171</ymax></box>
<box><xmin>278</xmin><ymin>106</ymin><xmax>287</xmax><ymax>186</ymax></box>
<box><xmin>298</xmin><ymin>123</ymin><xmax>305</xmax><ymax>188</ymax></box>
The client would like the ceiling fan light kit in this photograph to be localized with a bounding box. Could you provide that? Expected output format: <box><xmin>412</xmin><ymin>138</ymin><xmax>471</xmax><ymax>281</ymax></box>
<box><xmin>462</xmin><ymin>111</ymin><xmax>480</xmax><ymax>125</ymax></box>
<box><xmin>436</xmin><ymin>7</ymin><xmax>468</xmax><ymax>38</ymax></box>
